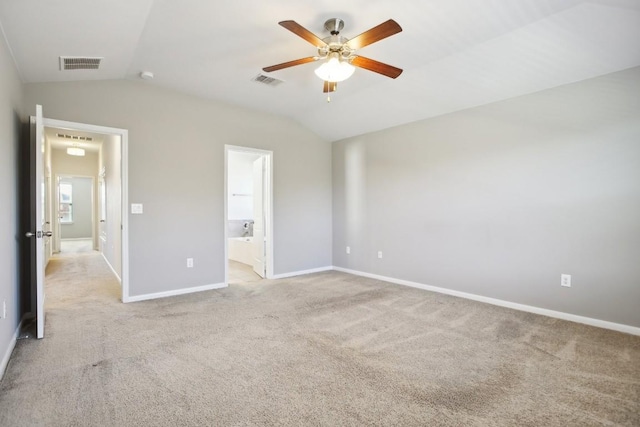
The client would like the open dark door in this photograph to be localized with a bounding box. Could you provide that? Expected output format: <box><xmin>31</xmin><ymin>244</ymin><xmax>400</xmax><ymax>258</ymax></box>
<box><xmin>25</xmin><ymin>105</ymin><xmax>46</xmax><ymax>339</ymax></box>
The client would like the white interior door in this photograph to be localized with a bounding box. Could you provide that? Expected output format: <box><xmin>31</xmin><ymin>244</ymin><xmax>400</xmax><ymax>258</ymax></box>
<box><xmin>252</xmin><ymin>157</ymin><xmax>265</xmax><ymax>278</ymax></box>
<box><xmin>28</xmin><ymin>104</ymin><xmax>46</xmax><ymax>339</ymax></box>
<box><xmin>98</xmin><ymin>169</ymin><xmax>106</xmax><ymax>252</ymax></box>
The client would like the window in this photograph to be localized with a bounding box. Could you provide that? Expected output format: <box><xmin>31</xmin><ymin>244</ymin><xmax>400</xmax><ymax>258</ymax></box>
<box><xmin>59</xmin><ymin>182</ymin><xmax>73</xmax><ymax>223</ymax></box>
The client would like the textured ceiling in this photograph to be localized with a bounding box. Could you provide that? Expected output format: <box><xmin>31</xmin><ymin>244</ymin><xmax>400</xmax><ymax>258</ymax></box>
<box><xmin>1</xmin><ymin>0</ymin><xmax>639</xmax><ymax>141</ymax></box>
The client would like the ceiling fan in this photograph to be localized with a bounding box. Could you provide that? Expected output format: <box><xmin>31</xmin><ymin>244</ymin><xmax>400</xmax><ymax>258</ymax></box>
<box><xmin>263</xmin><ymin>18</ymin><xmax>403</xmax><ymax>96</ymax></box>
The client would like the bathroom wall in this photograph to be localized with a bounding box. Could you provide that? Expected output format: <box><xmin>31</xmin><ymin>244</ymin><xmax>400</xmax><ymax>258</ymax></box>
<box><xmin>228</xmin><ymin>151</ymin><xmax>260</xmax><ymax>237</ymax></box>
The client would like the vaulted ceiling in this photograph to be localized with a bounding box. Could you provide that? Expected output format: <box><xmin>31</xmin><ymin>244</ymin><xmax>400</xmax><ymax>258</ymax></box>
<box><xmin>1</xmin><ymin>0</ymin><xmax>639</xmax><ymax>141</ymax></box>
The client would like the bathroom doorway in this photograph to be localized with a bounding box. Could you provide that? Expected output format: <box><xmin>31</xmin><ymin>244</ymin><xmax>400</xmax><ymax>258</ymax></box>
<box><xmin>224</xmin><ymin>146</ymin><xmax>273</xmax><ymax>284</ymax></box>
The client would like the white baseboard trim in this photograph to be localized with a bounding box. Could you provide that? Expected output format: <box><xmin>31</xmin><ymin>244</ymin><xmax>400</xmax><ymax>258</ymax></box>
<box><xmin>271</xmin><ymin>266</ymin><xmax>334</xmax><ymax>280</ymax></box>
<box><xmin>125</xmin><ymin>282</ymin><xmax>228</xmax><ymax>303</ymax></box>
<box><xmin>126</xmin><ymin>266</ymin><xmax>334</xmax><ymax>303</ymax></box>
<box><xmin>333</xmin><ymin>266</ymin><xmax>640</xmax><ymax>336</ymax></box>
<box><xmin>101</xmin><ymin>253</ymin><xmax>122</xmax><ymax>284</ymax></box>
<box><xmin>1</xmin><ymin>318</ymin><xmax>25</xmax><ymax>381</ymax></box>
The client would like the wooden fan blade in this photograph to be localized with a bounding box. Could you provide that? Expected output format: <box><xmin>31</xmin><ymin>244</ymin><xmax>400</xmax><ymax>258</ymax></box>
<box><xmin>263</xmin><ymin>56</ymin><xmax>318</xmax><ymax>73</ymax></box>
<box><xmin>279</xmin><ymin>20</ymin><xmax>327</xmax><ymax>48</ymax></box>
<box><xmin>351</xmin><ymin>56</ymin><xmax>403</xmax><ymax>79</ymax></box>
<box><xmin>323</xmin><ymin>81</ymin><xmax>337</xmax><ymax>93</ymax></box>
<box><xmin>346</xmin><ymin>19</ymin><xmax>402</xmax><ymax>50</ymax></box>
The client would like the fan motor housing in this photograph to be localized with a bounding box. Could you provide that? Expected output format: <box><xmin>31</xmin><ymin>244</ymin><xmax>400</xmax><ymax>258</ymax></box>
<box><xmin>318</xmin><ymin>19</ymin><xmax>353</xmax><ymax>59</ymax></box>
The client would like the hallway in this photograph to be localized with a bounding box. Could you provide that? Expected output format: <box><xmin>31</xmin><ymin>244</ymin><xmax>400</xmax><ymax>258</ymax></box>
<box><xmin>2</xmin><ymin>252</ymin><xmax>120</xmax><ymax>424</ymax></box>
<box><xmin>58</xmin><ymin>238</ymin><xmax>94</xmax><ymax>254</ymax></box>
<box><xmin>45</xmin><ymin>248</ymin><xmax>121</xmax><ymax>306</ymax></box>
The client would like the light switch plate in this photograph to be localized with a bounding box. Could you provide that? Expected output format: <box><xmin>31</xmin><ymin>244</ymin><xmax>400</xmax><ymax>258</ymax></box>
<box><xmin>131</xmin><ymin>203</ymin><xmax>143</xmax><ymax>214</ymax></box>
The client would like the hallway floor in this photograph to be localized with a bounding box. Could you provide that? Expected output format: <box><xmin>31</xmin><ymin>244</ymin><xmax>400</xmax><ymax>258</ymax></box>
<box><xmin>59</xmin><ymin>238</ymin><xmax>94</xmax><ymax>254</ymax></box>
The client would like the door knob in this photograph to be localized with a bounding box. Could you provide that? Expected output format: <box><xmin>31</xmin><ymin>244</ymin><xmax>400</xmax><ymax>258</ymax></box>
<box><xmin>25</xmin><ymin>232</ymin><xmax>35</xmax><ymax>238</ymax></box>
<box><xmin>43</xmin><ymin>231</ymin><xmax>53</xmax><ymax>237</ymax></box>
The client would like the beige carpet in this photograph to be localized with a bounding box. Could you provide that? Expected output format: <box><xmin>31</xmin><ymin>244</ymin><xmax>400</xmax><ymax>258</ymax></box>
<box><xmin>59</xmin><ymin>238</ymin><xmax>93</xmax><ymax>254</ymax></box>
<box><xmin>1</xmin><ymin>252</ymin><xmax>639</xmax><ymax>426</ymax></box>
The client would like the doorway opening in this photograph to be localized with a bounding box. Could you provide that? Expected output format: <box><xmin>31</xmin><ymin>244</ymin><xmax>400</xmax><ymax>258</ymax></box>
<box><xmin>43</xmin><ymin>119</ymin><xmax>128</xmax><ymax>299</ymax></box>
<box><xmin>26</xmin><ymin>105</ymin><xmax>129</xmax><ymax>339</ymax></box>
<box><xmin>224</xmin><ymin>145</ymin><xmax>273</xmax><ymax>285</ymax></box>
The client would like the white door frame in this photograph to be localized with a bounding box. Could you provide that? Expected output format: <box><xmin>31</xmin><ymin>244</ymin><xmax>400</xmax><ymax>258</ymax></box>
<box><xmin>43</xmin><ymin>117</ymin><xmax>130</xmax><ymax>302</ymax></box>
<box><xmin>251</xmin><ymin>156</ymin><xmax>266</xmax><ymax>278</ymax></box>
<box><xmin>224</xmin><ymin>145</ymin><xmax>274</xmax><ymax>282</ymax></box>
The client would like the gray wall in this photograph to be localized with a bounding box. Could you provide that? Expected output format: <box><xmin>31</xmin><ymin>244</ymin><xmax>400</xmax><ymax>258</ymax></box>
<box><xmin>227</xmin><ymin>151</ymin><xmax>259</xmax><ymax>220</ymax></box>
<box><xmin>333</xmin><ymin>67</ymin><xmax>640</xmax><ymax>328</ymax></box>
<box><xmin>100</xmin><ymin>134</ymin><xmax>122</xmax><ymax>278</ymax></box>
<box><xmin>24</xmin><ymin>80</ymin><xmax>333</xmax><ymax>297</ymax></box>
<box><xmin>59</xmin><ymin>177</ymin><xmax>93</xmax><ymax>239</ymax></box>
<box><xmin>0</xmin><ymin>28</ymin><xmax>24</xmax><ymax>372</ymax></box>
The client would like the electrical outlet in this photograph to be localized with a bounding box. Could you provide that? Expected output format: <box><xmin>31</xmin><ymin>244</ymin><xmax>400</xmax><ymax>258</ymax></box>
<box><xmin>346</xmin><ymin>246</ymin><xmax>350</xmax><ymax>254</ymax></box>
<box><xmin>378</xmin><ymin>251</ymin><xmax>383</xmax><ymax>259</ymax></box>
<box><xmin>561</xmin><ymin>274</ymin><xmax>571</xmax><ymax>287</ymax></box>
<box><xmin>187</xmin><ymin>258</ymin><xmax>194</xmax><ymax>268</ymax></box>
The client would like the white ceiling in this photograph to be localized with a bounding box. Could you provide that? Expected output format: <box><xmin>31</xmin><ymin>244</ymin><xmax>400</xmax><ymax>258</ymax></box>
<box><xmin>1</xmin><ymin>0</ymin><xmax>639</xmax><ymax>141</ymax></box>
